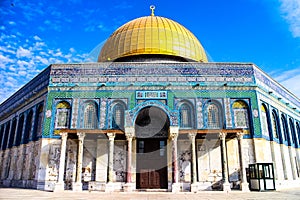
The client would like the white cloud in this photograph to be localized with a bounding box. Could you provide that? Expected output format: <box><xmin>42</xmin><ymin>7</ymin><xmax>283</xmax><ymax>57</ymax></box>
<box><xmin>0</xmin><ymin>31</ymin><xmax>88</xmax><ymax>103</ymax></box>
<box><xmin>33</xmin><ymin>35</ymin><xmax>41</xmax><ymax>41</ymax></box>
<box><xmin>280</xmin><ymin>0</ymin><xmax>300</xmax><ymax>37</ymax></box>
<box><xmin>0</xmin><ymin>54</ymin><xmax>14</xmax><ymax>63</ymax></box>
<box><xmin>273</xmin><ymin>67</ymin><xmax>300</xmax><ymax>98</ymax></box>
<box><xmin>35</xmin><ymin>55</ymin><xmax>49</xmax><ymax>65</ymax></box>
<box><xmin>8</xmin><ymin>21</ymin><xmax>16</xmax><ymax>26</ymax></box>
<box><xmin>16</xmin><ymin>47</ymin><xmax>32</xmax><ymax>58</ymax></box>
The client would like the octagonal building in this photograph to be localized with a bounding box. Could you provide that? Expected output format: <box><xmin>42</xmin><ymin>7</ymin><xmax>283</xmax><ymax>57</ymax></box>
<box><xmin>0</xmin><ymin>8</ymin><xmax>300</xmax><ymax>192</ymax></box>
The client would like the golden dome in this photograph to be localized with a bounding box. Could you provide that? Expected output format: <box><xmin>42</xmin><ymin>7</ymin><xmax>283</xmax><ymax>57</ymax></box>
<box><xmin>98</xmin><ymin>14</ymin><xmax>207</xmax><ymax>62</ymax></box>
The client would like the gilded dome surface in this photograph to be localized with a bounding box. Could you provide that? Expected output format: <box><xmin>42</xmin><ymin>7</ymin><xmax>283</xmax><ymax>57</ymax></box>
<box><xmin>98</xmin><ymin>15</ymin><xmax>207</xmax><ymax>62</ymax></box>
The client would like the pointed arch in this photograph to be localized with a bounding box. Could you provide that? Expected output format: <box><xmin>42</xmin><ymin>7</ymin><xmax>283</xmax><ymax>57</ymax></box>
<box><xmin>33</xmin><ymin>104</ymin><xmax>44</xmax><ymax>140</ymax></box>
<box><xmin>281</xmin><ymin>114</ymin><xmax>289</xmax><ymax>144</ymax></box>
<box><xmin>232</xmin><ymin>100</ymin><xmax>249</xmax><ymax>128</ymax></box>
<box><xmin>178</xmin><ymin>101</ymin><xmax>194</xmax><ymax>128</ymax></box>
<box><xmin>82</xmin><ymin>101</ymin><xmax>98</xmax><ymax>129</ymax></box>
<box><xmin>296</xmin><ymin>122</ymin><xmax>300</xmax><ymax>146</ymax></box>
<box><xmin>205</xmin><ymin>100</ymin><xmax>223</xmax><ymax>129</ymax></box>
<box><xmin>24</xmin><ymin>110</ymin><xmax>33</xmax><ymax>144</ymax></box>
<box><xmin>289</xmin><ymin>118</ymin><xmax>297</xmax><ymax>146</ymax></box>
<box><xmin>271</xmin><ymin>110</ymin><xmax>280</xmax><ymax>140</ymax></box>
<box><xmin>15</xmin><ymin>114</ymin><xmax>24</xmax><ymax>146</ymax></box>
<box><xmin>8</xmin><ymin>118</ymin><xmax>17</xmax><ymax>148</ymax></box>
<box><xmin>112</xmin><ymin>102</ymin><xmax>125</xmax><ymax>130</ymax></box>
<box><xmin>55</xmin><ymin>101</ymin><xmax>71</xmax><ymax>129</ymax></box>
<box><xmin>260</xmin><ymin>104</ymin><xmax>270</xmax><ymax>137</ymax></box>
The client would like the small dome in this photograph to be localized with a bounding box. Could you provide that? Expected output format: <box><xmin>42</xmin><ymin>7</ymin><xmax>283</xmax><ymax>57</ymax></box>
<box><xmin>98</xmin><ymin>15</ymin><xmax>207</xmax><ymax>62</ymax></box>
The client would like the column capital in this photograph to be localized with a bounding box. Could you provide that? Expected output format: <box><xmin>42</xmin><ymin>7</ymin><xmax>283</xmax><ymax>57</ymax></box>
<box><xmin>219</xmin><ymin>132</ymin><xmax>227</xmax><ymax>140</ymax></box>
<box><xmin>107</xmin><ymin>132</ymin><xmax>116</xmax><ymax>140</ymax></box>
<box><xmin>237</xmin><ymin>132</ymin><xmax>244</xmax><ymax>140</ymax></box>
<box><xmin>60</xmin><ymin>132</ymin><xmax>68</xmax><ymax>139</ymax></box>
<box><xmin>169</xmin><ymin>126</ymin><xmax>179</xmax><ymax>140</ymax></box>
<box><xmin>77</xmin><ymin>132</ymin><xmax>85</xmax><ymax>140</ymax></box>
<box><xmin>188</xmin><ymin>131</ymin><xmax>197</xmax><ymax>141</ymax></box>
<box><xmin>125</xmin><ymin>126</ymin><xmax>135</xmax><ymax>140</ymax></box>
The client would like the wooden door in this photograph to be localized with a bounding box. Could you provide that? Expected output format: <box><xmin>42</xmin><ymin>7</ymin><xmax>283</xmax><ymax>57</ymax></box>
<box><xmin>137</xmin><ymin>139</ymin><xmax>167</xmax><ymax>189</ymax></box>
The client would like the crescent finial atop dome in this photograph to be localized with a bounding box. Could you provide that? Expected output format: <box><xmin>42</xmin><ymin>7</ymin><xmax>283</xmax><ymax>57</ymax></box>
<box><xmin>150</xmin><ymin>5</ymin><xmax>155</xmax><ymax>16</ymax></box>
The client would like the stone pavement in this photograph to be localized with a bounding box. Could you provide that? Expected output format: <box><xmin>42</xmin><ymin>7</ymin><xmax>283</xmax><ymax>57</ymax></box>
<box><xmin>0</xmin><ymin>188</ymin><xmax>300</xmax><ymax>200</ymax></box>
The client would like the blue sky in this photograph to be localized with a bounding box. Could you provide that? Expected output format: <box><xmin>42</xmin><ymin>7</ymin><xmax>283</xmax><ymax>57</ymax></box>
<box><xmin>0</xmin><ymin>0</ymin><xmax>300</xmax><ymax>103</ymax></box>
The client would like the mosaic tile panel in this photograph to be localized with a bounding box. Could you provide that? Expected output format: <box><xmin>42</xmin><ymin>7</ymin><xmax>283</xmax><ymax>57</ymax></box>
<box><xmin>224</xmin><ymin>98</ymin><xmax>233</xmax><ymax>128</ymax></box>
<box><xmin>113</xmin><ymin>141</ymin><xmax>126</xmax><ymax>182</ymax></box>
<box><xmin>196</xmin><ymin>98</ymin><xmax>203</xmax><ymax>129</ymax></box>
<box><xmin>71</xmin><ymin>98</ymin><xmax>79</xmax><ymax>128</ymax></box>
<box><xmin>99</xmin><ymin>98</ymin><xmax>107</xmax><ymax>129</ymax></box>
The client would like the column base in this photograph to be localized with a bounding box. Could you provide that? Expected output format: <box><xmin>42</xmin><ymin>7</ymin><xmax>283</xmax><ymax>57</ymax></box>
<box><xmin>105</xmin><ymin>182</ymin><xmax>115</xmax><ymax>192</ymax></box>
<box><xmin>123</xmin><ymin>182</ymin><xmax>135</xmax><ymax>192</ymax></box>
<box><xmin>191</xmin><ymin>183</ymin><xmax>198</xmax><ymax>193</ymax></box>
<box><xmin>72</xmin><ymin>182</ymin><xmax>82</xmax><ymax>192</ymax></box>
<box><xmin>54</xmin><ymin>182</ymin><xmax>65</xmax><ymax>192</ymax></box>
<box><xmin>240</xmin><ymin>182</ymin><xmax>250</xmax><ymax>192</ymax></box>
<box><xmin>222</xmin><ymin>182</ymin><xmax>231</xmax><ymax>192</ymax></box>
<box><xmin>172</xmin><ymin>183</ymin><xmax>181</xmax><ymax>193</ymax></box>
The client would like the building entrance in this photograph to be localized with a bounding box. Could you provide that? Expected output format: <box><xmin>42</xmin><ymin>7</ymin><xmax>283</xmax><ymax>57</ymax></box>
<box><xmin>135</xmin><ymin>106</ymin><xmax>169</xmax><ymax>189</ymax></box>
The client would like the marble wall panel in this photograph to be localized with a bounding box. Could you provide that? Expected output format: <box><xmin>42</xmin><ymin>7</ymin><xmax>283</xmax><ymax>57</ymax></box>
<box><xmin>226</xmin><ymin>138</ymin><xmax>240</xmax><ymax>183</ymax></box>
<box><xmin>197</xmin><ymin>139</ymin><xmax>222</xmax><ymax>183</ymax></box>
<box><xmin>95</xmin><ymin>139</ymin><xmax>107</xmax><ymax>182</ymax></box>
<box><xmin>82</xmin><ymin>140</ymin><xmax>96</xmax><ymax>182</ymax></box>
<box><xmin>65</xmin><ymin>139</ymin><xmax>77</xmax><ymax>189</ymax></box>
<box><xmin>178</xmin><ymin>140</ymin><xmax>191</xmax><ymax>182</ymax></box>
<box><xmin>114</xmin><ymin>141</ymin><xmax>126</xmax><ymax>182</ymax></box>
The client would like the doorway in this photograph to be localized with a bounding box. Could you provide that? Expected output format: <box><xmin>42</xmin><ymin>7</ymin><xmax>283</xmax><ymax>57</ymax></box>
<box><xmin>135</xmin><ymin>106</ymin><xmax>169</xmax><ymax>189</ymax></box>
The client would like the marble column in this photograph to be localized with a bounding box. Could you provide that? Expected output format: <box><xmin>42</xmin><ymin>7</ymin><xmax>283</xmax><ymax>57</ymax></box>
<box><xmin>170</xmin><ymin>126</ymin><xmax>180</xmax><ymax>192</ymax></box>
<box><xmin>105</xmin><ymin>132</ymin><xmax>115</xmax><ymax>192</ymax></box>
<box><xmin>124</xmin><ymin>127</ymin><xmax>135</xmax><ymax>192</ymax></box>
<box><xmin>189</xmin><ymin>132</ymin><xmax>198</xmax><ymax>192</ymax></box>
<box><xmin>237</xmin><ymin>132</ymin><xmax>250</xmax><ymax>192</ymax></box>
<box><xmin>54</xmin><ymin>132</ymin><xmax>68</xmax><ymax>192</ymax></box>
<box><xmin>219</xmin><ymin>132</ymin><xmax>231</xmax><ymax>192</ymax></box>
<box><xmin>73</xmin><ymin>132</ymin><xmax>85</xmax><ymax>191</ymax></box>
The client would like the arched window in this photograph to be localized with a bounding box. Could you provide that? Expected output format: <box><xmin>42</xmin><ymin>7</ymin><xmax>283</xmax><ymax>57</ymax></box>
<box><xmin>296</xmin><ymin>122</ymin><xmax>300</xmax><ymax>145</ymax></box>
<box><xmin>0</xmin><ymin>125</ymin><xmax>4</xmax><ymax>149</ymax></box>
<box><xmin>232</xmin><ymin>100</ymin><xmax>249</xmax><ymax>128</ymax></box>
<box><xmin>8</xmin><ymin>118</ymin><xmax>17</xmax><ymax>148</ymax></box>
<box><xmin>2</xmin><ymin>122</ymin><xmax>10</xmax><ymax>150</ymax></box>
<box><xmin>261</xmin><ymin>104</ymin><xmax>270</xmax><ymax>137</ymax></box>
<box><xmin>207</xmin><ymin>102</ymin><xmax>222</xmax><ymax>129</ymax></box>
<box><xmin>112</xmin><ymin>104</ymin><xmax>125</xmax><ymax>129</ymax></box>
<box><xmin>281</xmin><ymin>115</ymin><xmax>289</xmax><ymax>144</ymax></box>
<box><xmin>24</xmin><ymin>110</ymin><xmax>33</xmax><ymax>144</ymax></box>
<box><xmin>15</xmin><ymin>115</ymin><xmax>24</xmax><ymax>146</ymax></box>
<box><xmin>179</xmin><ymin>103</ymin><xmax>193</xmax><ymax>128</ymax></box>
<box><xmin>83</xmin><ymin>102</ymin><xmax>98</xmax><ymax>129</ymax></box>
<box><xmin>33</xmin><ymin>104</ymin><xmax>44</xmax><ymax>140</ymax></box>
<box><xmin>271</xmin><ymin>111</ymin><xmax>279</xmax><ymax>139</ymax></box>
<box><xmin>55</xmin><ymin>101</ymin><xmax>71</xmax><ymax>129</ymax></box>
<box><xmin>289</xmin><ymin>119</ymin><xmax>296</xmax><ymax>145</ymax></box>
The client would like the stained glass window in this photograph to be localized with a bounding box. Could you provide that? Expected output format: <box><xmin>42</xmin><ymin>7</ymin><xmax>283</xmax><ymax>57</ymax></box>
<box><xmin>261</xmin><ymin>104</ymin><xmax>269</xmax><ymax>137</ymax></box>
<box><xmin>112</xmin><ymin>104</ymin><xmax>124</xmax><ymax>129</ymax></box>
<box><xmin>271</xmin><ymin>111</ymin><xmax>279</xmax><ymax>139</ymax></box>
<box><xmin>233</xmin><ymin>101</ymin><xmax>249</xmax><ymax>128</ymax></box>
<box><xmin>281</xmin><ymin>115</ymin><xmax>288</xmax><ymax>142</ymax></box>
<box><xmin>55</xmin><ymin>101</ymin><xmax>71</xmax><ymax>129</ymax></box>
<box><xmin>180</xmin><ymin>103</ymin><xmax>192</xmax><ymax>128</ymax></box>
<box><xmin>207</xmin><ymin>103</ymin><xmax>221</xmax><ymax>128</ymax></box>
<box><xmin>289</xmin><ymin>119</ymin><xmax>296</xmax><ymax>144</ymax></box>
<box><xmin>84</xmin><ymin>102</ymin><xmax>98</xmax><ymax>129</ymax></box>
